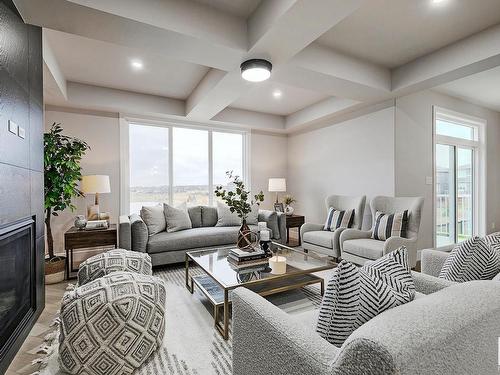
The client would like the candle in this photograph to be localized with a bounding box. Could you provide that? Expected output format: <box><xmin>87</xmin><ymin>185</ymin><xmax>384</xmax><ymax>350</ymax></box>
<box><xmin>260</xmin><ymin>230</ymin><xmax>270</xmax><ymax>241</ymax></box>
<box><xmin>258</xmin><ymin>221</ymin><xmax>268</xmax><ymax>231</ymax></box>
<box><xmin>269</xmin><ymin>255</ymin><xmax>286</xmax><ymax>274</ymax></box>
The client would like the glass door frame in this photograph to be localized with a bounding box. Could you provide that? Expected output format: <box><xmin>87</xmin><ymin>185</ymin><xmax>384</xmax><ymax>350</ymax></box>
<box><xmin>432</xmin><ymin>106</ymin><xmax>486</xmax><ymax>247</ymax></box>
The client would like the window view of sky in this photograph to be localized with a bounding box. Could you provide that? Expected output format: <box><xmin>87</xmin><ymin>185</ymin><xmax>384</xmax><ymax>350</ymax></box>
<box><xmin>436</xmin><ymin>119</ymin><xmax>474</xmax><ymax>140</ymax></box>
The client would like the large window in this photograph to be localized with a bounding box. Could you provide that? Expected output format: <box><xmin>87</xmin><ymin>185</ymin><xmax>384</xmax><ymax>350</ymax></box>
<box><xmin>434</xmin><ymin>108</ymin><xmax>483</xmax><ymax>247</ymax></box>
<box><xmin>128</xmin><ymin>123</ymin><xmax>245</xmax><ymax>213</ymax></box>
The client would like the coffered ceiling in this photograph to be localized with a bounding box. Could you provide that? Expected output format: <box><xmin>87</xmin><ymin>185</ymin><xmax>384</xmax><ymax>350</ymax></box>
<box><xmin>13</xmin><ymin>0</ymin><xmax>500</xmax><ymax>133</ymax></box>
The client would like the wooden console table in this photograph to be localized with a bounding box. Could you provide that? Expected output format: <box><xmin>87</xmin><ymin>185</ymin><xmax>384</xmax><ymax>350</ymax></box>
<box><xmin>64</xmin><ymin>224</ymin><xmax>117</xmax><ymax>279</ymax></box>
<box><xmin>285</xmin><ymin>214</ymin><xmax>305</xmax><ymax>246</ymax></box>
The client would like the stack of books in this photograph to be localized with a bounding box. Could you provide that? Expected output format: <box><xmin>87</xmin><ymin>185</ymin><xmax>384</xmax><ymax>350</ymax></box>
<box><xmin>227</xmin><ymin>248</ymin><xmax>270</xmax><ymax>268</ymax></box>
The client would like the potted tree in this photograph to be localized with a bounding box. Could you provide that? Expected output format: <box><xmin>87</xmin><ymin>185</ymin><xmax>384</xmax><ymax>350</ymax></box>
<box><xmin>44</xmin><ymin>123</ymin><xmax>89</xmax><ymax>284</ymax></box>
<box><xmin>215</xmin><ymin>171</ymin><xmax>264</xmax><ymax>250</ymax></box>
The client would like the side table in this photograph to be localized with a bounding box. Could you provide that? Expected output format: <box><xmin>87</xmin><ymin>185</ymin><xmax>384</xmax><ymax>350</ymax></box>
<box><xmin>285</xmin><ymin>214</ymin><xmax>305</xmax><ymax>246</ymax></box>
<box><xmin>64</xmin><ymin>224</ymin><xmax>117</xmax><ymax>279</ymax></box>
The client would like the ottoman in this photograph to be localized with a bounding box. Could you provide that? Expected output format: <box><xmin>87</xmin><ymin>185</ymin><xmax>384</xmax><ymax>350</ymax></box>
<box><xmin>77</xmin><ymin>249</ymin><xmax>152</xmax><ymax>286</ymax></box>
<box><xmin>59</xmin><ymin>272</ymin><xmax>166</xmax><ymax>375</ymax></box>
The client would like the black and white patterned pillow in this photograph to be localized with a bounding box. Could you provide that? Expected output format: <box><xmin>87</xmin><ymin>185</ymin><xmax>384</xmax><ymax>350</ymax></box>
<box><xmin>372</xmin><ymin>210</ymin><xmax>409</xmax><ymax>241</ymax></box>
<box><xmin>316</xmin><ymin>247</ymin><xmax>415</xmax><ymax>347</ymax></box>
<box><xmin>439</xmin><ymin>236</ymin><xmax>500</xmax><ymax>282</ymax></box>
<box><xmin>323</xmin><ymin>208</ymin><xmax>354</xmax><ymax>231</ymax></box>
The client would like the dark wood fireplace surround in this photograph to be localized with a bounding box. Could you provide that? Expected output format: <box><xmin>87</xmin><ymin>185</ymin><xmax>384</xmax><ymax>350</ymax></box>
<box><xmin>0</xmin><ymin>1</ymin><xmax>44</xmax><ymax>373</ymax></box>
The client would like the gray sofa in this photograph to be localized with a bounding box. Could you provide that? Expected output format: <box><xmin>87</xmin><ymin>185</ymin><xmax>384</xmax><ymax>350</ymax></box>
<box><xmin>232</xmin><ymin>273</ymin><xmax>500</xmax><ymax>375</ymax></box>
<box><xmin>119</xmin><ymin>206</ymin><xmax>286</xmax><ymax>266</ymax></box>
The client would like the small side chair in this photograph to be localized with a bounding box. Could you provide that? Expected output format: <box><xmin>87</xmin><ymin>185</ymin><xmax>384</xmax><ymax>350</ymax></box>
<box><xmin>300</xmin><ymin>195</ymin><xmax>366</xmax><ymax>260</ymax></box>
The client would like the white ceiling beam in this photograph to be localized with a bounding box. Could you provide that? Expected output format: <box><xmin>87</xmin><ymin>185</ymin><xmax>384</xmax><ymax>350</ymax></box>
<box><xmin>65</xmin><ymin>0</ymin><xmax>247</xmax><ymax>50</ymax></box>
<box><xmin>286</xmin><ymin>97</ymin><xmax>360</xmax><ymax>129</ymax></box>
<box><xmin>212</xmin><ymin>108</ymin><xmax>285</xmax><ymax>131</ymax></box>
<box><xmin>13</xmin><ymin>0</ymin><xmax>244</xmax><ymax>70</ymax></box>
<box><xmin>276</xmin><ymin>43</ymin><xmax>391</xmax><ymax>101</ymax></box>
<box><xmin>392</xmin><ymin>24</ymin><xmax>500</xmax><ymax>95</ymax></box>
<box><xmin>186</xmin><ymin>0</ymin><xmax>365</xmax><ymax>121</ymax></box>
<box><xmin>42</xmin><ymin>30</ymin><xmax>67</xmax><ymax>100</ymax></box>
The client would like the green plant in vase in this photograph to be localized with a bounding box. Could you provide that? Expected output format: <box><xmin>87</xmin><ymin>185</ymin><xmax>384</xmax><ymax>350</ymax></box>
<box><xmin>44</xmin><ymin>123</ymin><xmax>89</xmax><ymax>283</ymax></box>
<box><xmin>283</xmin><ymin>194</ymin><xmax>297</xmax><ymax>216</ymax></box>
<box><xmin>215</xmin><ymin>171</ymin><xmax>264</xmax><ymax>250</ymax></box>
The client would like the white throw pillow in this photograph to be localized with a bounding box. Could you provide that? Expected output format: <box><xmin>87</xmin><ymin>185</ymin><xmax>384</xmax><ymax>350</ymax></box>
<box><xmin>439</xmin><ymin>236</ymin><xmax>500</xmax><ymax>282</ymax></box>
<box><xmin>163</xmin><ymin>203</ymin><xmax>192</xmax><ymax>232</ymax></box>
<box><xmin>215</xmin><ymin>201</ymin><xmax>242</xmax><ymax>227</ymax></box>
<box><xmin>140</xmin><ymin>204</ymin><xmax>166</xmax><ymax>235</ymax></box>
<box><xmin>316</xmin><ymin>247</ymin><xmax>415</xmax><ymax>347</ymax></box>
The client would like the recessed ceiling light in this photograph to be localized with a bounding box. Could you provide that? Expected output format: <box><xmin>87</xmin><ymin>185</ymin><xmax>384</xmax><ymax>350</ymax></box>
<box><xmin>431</xmin><ymin>0</ymin><xmax>448</xmax><ymax>5</ymax></box>
<box><xmin>273</xmin><ymin>90</ymin><xmax>282</xmax><ymax>98</ymax></box>
<box><xmin>130</xmin><ymin>59</ymin><xmax>144</xmax><ymax>70</ymax></box>
<box><xmin>240</xmin><ymin>59</ymin><xmax>272</xmax><ymax>82</ymax></box>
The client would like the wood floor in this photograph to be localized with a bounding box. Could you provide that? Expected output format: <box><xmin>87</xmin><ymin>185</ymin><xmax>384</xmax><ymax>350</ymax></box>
<box><xmin>6</xmin><ymin>282</ymin><xmax>67</xmax><ymax>375</ymax></box>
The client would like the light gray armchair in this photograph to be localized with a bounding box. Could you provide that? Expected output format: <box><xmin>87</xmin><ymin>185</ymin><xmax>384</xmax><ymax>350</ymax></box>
<box><xmin>340</xmin><ymin>196</ymin><xmax>424</xmax><ymax>268</ymax></box>
<box><xmin>300</xmin><ymin>195</ymin><xmax>366</xmax><ymax>260</ymax></box>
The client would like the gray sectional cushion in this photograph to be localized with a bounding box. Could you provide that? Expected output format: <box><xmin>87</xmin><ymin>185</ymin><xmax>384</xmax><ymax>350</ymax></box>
<box><xmin>163</xmin><ymin>203</ymin><xmax>192</xmax><ymax>232</ymax></box>
<box><xmin>246</xmin><ymin>205</ymin><xmax>259</xmax><ymax>225</ymax></box>
<box><xmin>130</xmin><ymin>214</ymin><xmax>148</xmax><ymax>252</ymax></box>
<box><xmin>215</xmin><ymin>201</ymin><xmax>242</xmax><ymax>227</ymax></box>
<box><xmin>140</xmin><ymin>205</ymin><xmax>166</xmax><ymax>236</ymax></box>
<box><xmin>187</xmin><ymin>206</ymin><xmax>202</xmax><ymax>228</ymax></box>
<box><xmin>201</xmin><ymin>206</ymin><xmax>218</xmax><ymax>227</ymax></box>
<box><xmin>258</xmin><ymin>210</ymin><xmax>280</xmax><ymax>240</ymax></box>
<box><xmin>303</xmin><ymin>231</ymin><xmax>335</xmax><ymax>249</ymax></box>
<box><xmin>342</xmin><ymin>238</ymin><xmax>385</xmax><ymax>260</ymax></box>
<box><xmin>146</xmin><ymin>226</ymin><xmax>257</xmax><ymax>253</ymax></box>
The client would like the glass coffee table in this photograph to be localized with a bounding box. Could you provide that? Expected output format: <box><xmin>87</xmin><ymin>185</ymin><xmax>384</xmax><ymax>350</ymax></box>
<box><xmin>185</xmin><ymin>242</ymin><xmax>335</xmax><ymax>339</ymax></box>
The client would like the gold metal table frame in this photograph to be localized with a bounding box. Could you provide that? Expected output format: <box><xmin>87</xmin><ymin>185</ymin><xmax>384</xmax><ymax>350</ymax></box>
<box><xmin>185</xmin><ymin>244</ymin><xmax>335</xmax><ymax>340</ymax></box>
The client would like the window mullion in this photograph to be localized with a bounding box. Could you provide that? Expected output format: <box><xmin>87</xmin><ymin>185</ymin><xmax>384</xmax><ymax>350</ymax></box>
<box><xmin>168</xmin><ymin>126</ymin><xmax>173</xmax><ymax>205</ymax></box>
<box><xmin>208</xmin><ymin>130</ymin><xmax>213</xmax><ymax>206</ymax></box>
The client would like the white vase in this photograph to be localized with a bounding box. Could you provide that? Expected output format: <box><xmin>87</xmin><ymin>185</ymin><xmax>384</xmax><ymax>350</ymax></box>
<box><xmin>284</xmin><ymin>205</ymin><xmax>294</xmax><ymax>216</ymax></box>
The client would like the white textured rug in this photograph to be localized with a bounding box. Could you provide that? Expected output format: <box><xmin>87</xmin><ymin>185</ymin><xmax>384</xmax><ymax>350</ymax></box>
<box><xmin>35</xmin><ymin>264</ymin><xmax>329</xmax><ymax>375</ymax></box>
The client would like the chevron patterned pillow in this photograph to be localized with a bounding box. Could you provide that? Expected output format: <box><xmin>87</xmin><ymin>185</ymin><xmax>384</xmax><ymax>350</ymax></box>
<box><xmin>439</xmin><ymin>236</ymin><xmax>500</xmax><ymax>282</ymax></box>
<box><xmin>316</xmin><ymin>247</ymin><xmax>415</xmax><ymax>347</ymax></box>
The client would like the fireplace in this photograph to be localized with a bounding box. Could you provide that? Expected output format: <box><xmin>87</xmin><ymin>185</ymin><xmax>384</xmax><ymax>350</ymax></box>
<box><xmin>0</xmin><ymin>218</ymin><xmax>36</xmax><ymax>364</ymax></box>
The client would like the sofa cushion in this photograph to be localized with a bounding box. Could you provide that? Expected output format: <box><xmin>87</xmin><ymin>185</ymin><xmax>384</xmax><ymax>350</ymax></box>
<box><xmin>140</xmin><ymin>205</ymin><xmax>166</xmax><ymax>236</ymax></box>
<box><xmin>323</xmin><ymin>208</ymin><xmax>354</xmax><ymax>231</ymax></box>
<box><xmin>372</xmin><ymin>210</ymin><xmax>409</xmax><ymax>241</ymax></box>
<box><xmin>439</xmin><ymin>236</ymin><xmax>500</xmax><ymax>282</ymax></box>
<box><xmin>316</xmin><ymin>247</ymin><xmax>415</xmax><ymax>347</ymax></box>
<box><xmin>303</xmin><ymin>231</ymin><xmax>335</xmax><ymax>249</ymax></box>
<box><xmin>216</xmin><ymin>201</ymin><xmax>242</xmax><ymax>227</ymax></box>
<box><xmin>146</xmin><ymin>226</ymin><xmax>255</xmax><ymax>253</ymax></box>
<box><xmin>258</xmin><ymin>210</ymin><xmax>280</xmax><ymax>240</ymax></box>
<box><xmin>201</xmin><ymin>206</ymin><xmax>218</xmax><ymax>227</ymax></box>
<box><xmin>342</xmin><ymin>238</ymin><xmax>385</xmax><ymax>260</ymax></box>
<box><xmin>164</xmin><ymin>203</ymin><xmax>192</xmax><ymax>232</ymax></box>
<box><xmin>130</xmin><ymin>214</ymin><xmax>148</xmax><ymax>252</ymax></box>
<box><xmin>188</xmin><ymin>206</ymin><xmax>202</xmax><ymax>228</ymax></box>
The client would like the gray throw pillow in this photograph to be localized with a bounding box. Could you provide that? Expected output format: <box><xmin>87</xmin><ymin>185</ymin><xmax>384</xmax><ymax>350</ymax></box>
<box><xmin>439</xmin><ymin>236</ymin><xmax>500</xmax><ymax>282</ymax></box>
<box><xmin>316</xmin><ymin>247</ymin><xmax>415</xmax><ymax>347</ymax></box>
<box><xmin>141</xmin><ymin>205</ymin><xmax>166</xmax><ymax>236</ymax></box>
<box><xmin>246</xmin><ymin>204</ymin><xmax>259</xmax><ymax>225</ymax></box>
<box><xmin>163</xmin><ymin>203</ymin><xmax>192</xmax><ymax>232</ymax></box>
<box><xmin>215</xmin><ymin>201</ymin><xmax>242</xmax><ymax>227</ymax></box>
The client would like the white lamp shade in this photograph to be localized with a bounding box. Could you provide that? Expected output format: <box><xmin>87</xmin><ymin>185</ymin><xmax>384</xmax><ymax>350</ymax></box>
<box><xmin>81</xmin><ymin>175</ymin><xmax>111</xmax><ymax>194</ymax></box>
<box><xmin>268</xmin><ymin>178</ymin><xmax>286</xmax><ymax>192</ymax></box>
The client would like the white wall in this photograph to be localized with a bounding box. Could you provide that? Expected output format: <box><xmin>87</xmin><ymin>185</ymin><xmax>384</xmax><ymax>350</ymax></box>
<box><xmin>250</xmin><ymin>132</ymin><xmax>288</xmax><ymax>210</ymax></box>
<box><xmin>395</xmin><ymin>90</ymin><xmax>500</xmax><ymax>250</ymax></box>
<box><xmin>45</xmin><ymin>110</ymin><xmax>121</xmax><ymax>253</ymax></box>
<box><xmin>44</xmin><ymin>109</ymin><xmax>288</xmax><ymax>253</ymax></box>
<box><xmin>287</xmin><ymin>107</ymin><xmax>396</xmax><ymax>229</ymax></box>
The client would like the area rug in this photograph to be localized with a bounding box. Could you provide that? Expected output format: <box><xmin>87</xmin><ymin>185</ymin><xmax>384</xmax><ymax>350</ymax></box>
<box><xmin>34</xmin><ymin>263</ymin><xmax>330</xmax><ymax>375</ymax></box>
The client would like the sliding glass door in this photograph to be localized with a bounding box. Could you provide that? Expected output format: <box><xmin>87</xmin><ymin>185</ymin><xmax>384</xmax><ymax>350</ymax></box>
<box><xmin>434</xmin><ymin>108</ymin><xmax>480</xmax><ymax>246</ymax></box>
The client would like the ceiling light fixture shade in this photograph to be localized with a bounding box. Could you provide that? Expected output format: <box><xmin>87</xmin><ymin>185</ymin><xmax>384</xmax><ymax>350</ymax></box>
<box><xmin>240</xmin><ymin>59</ymin><xmax>272</xmax><ymax>82</ymax></box>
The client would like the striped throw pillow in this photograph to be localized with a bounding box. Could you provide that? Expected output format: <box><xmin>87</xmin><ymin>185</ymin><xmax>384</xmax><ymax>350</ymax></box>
<box><xmin>439</xmin><ymin>236</ymin><xmax>500</xmax><ymax>282</ymax></box>
<box><xmin>372</xmin><ymin>210</ymin><xmax>409</xmax><ymax>241</ymax></box>
<box><xmin>323</xmin><ymin>208</ymin><xmax>354</xmax><ymax>231</ymax></box>
<box><xmin>316</xmin><ymin>247</ymin><xmax>415</xmax><ymax>347</ymax></box>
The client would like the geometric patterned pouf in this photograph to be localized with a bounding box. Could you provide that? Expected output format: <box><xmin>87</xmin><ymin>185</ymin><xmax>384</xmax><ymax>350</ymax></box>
<box><xmin>59</xmin><ymin>272</ymin><xmax>166</xmax><ymax>375</ymax></box>
<box><xmin>77</xmin><ymin>249</ymin><xmax>152</xmax><ymax>286</ymax></box>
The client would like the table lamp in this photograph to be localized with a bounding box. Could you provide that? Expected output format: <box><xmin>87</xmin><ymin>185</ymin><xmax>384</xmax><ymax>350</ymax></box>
<box><xmin>81</xmin><ymin>175</ymin><xmax>110</xmax><ymax>220</ymax></box>
<box><xmin>268</xmin><ymin>178</ymin><xmax>286</xmax><ymax>203</ymax></box>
